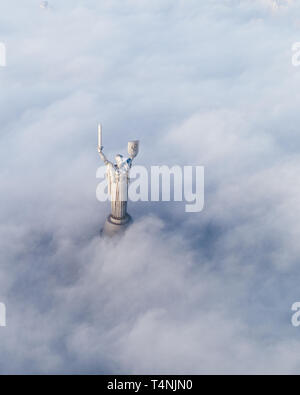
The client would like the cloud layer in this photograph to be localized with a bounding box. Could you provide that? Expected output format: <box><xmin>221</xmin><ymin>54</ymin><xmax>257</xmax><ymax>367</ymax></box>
<box><xmin>1</xmin><ymin>0</ymin><xmax>300</xmax><ymax>374</ymax></box>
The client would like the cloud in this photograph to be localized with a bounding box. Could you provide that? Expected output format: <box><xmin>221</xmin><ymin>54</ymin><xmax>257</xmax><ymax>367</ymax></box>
<box><xmin>1</xmin><ymin>0</ymin><xmax>300</xmax><ymax>374</ymax></box>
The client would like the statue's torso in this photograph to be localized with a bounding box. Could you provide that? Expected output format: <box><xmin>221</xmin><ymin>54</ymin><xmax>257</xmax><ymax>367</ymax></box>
<box><xmin>106</xmin><ymin>158</ymin><xmax>132</xmax><ymax>202</ymax></box>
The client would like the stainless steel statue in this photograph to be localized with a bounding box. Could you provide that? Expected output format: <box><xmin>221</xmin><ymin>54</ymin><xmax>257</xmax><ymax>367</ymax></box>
<box><xmin>97</xmin><ymin>124</ymin><xmax>139</xmax><ymax>235</ymax></box>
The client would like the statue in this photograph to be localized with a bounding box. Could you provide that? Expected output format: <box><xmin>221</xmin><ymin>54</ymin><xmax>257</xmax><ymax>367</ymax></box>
<box><xmin>97</xmin><ymin>124</ymin><xmax>139</xmax><ymax>235</ymax></box>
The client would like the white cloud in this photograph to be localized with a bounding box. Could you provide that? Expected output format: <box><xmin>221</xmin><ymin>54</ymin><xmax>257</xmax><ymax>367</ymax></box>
<box><xmin>1</xmin><ymin>0</ymin><xmax>300</xmax><ymax>374</ymax></box>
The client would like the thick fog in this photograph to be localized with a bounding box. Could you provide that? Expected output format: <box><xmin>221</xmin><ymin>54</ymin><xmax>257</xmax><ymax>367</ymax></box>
<box><xmin>1</xmin><ymin>0</ymin><xmax>300</xmax><ymax>373</ymax></box>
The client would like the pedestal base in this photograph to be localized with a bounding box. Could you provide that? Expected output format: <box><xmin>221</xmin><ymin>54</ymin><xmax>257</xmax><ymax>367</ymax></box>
<box><xmin>101</xmin><ymin>214</ymin><xmax>132</xmax><ymax>237</ymax></box>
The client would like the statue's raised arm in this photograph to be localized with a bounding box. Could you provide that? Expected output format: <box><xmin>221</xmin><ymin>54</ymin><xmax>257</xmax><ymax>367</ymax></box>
<box><xmin>97</xmin><ymin>146</ymin><xmax>112</xmax><ymax>166</ymax></box>
<box><xmin>128</xmin><ymin>140</ymin><xmax>139</xmax><ymax>161</ymax></box>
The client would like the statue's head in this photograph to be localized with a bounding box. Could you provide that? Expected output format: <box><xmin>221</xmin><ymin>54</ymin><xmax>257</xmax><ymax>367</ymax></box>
<box><xmin>115</xmin><ymin>154</ymin><xmax>123</xmax><ymax>168</ymax></box>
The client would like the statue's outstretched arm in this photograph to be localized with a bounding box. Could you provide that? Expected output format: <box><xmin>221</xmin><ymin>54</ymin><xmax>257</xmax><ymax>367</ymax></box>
<box><xmin>97</xmin><ymin>146</ymin><xmax>112</xmax><ymax>166</ymax></box>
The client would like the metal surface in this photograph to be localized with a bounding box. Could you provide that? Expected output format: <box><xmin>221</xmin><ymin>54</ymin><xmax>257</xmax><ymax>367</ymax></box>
<box><xmin>97</xmin><ymin>127</ymin><xmax>139</xmax><ymax>236</ymax></box>
<box><xmin>128</xmin><ymin>140</ymin><xmax>139</xmax><ymax>159</ymax></box>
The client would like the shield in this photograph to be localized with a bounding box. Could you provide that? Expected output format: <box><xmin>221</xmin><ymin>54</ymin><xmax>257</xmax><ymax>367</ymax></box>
<box><xmin>128</xmin><ymin>140</ymin><xmax>139</xmax><ymax>158</ymax></box>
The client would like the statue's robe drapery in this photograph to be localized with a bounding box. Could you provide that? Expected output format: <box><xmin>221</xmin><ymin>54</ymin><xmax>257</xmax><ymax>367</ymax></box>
<box><xmin>106</xmin><ymin>158</ymin><xmax>132</xmax><ymax>219</ymax></box>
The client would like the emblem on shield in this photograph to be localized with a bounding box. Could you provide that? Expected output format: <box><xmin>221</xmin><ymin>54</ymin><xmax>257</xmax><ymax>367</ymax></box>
<box><xmin>128</xmin><ymin>140</ymin><xmax>139</xmax><ymax>159</ymax></box>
